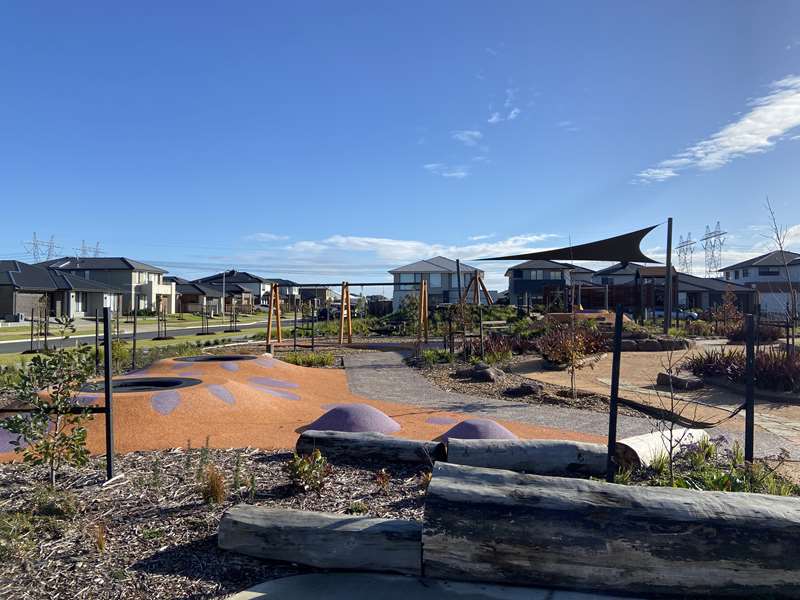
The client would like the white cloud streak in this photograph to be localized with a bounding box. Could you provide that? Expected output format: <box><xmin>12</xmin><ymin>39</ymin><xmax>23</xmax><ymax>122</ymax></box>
<box><xmin>451</xmin><ymin>130</ymin><xmax>483</xmax><ymax>146</ymax></box>
<box><xmin>423</xmin><ymin>163</ymin><xmax>469</xmax><ymax>179</ymax></box>
<box><xmin>245</xmin><ymin>232</ymin><xmax>289</xmax><ymax>242</ymax></box>
<box><xmin>637</xmin><ymin>75</ymin><xmax>800</xmax><ymax>183</ymax></box>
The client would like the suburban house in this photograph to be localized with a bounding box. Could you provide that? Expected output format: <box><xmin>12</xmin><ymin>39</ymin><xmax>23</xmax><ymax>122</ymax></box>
<box><xmin>505</xmin><ymin>260</ymin><xmax>595</xmax><ymax>307</ymax></box>
<box><xmin>720</xmin><ymin>250</ymin><xmax>800</xmax><ymax>318</ymax></box>
<box><xmin>0</xmin><ymin>260</ymin><xmax>123</xmax><ymax>321</ymax></box>
<box><xmin>266</xmin><ymin>278</ymin><xmax>301</xmax><ymax>306</ymax></box>
<box><xmin>37</xmin><ymin>257</ymin><xmax>176</xmax><ymax>314</ymax></box>
<box><xmin>196</xmin><ymin>281</ymin><xmax>254</xmax><ymax>313</ymax></box>
<box><xmin>165</xmin><ymin>277</ymin><xmax>223</xmax><ymax>315</ymax></box>
<box><xmin>677</xmin><ymin>272</ymin><xmax>757</xmax><ymax>313</ymax></box>
<box><xmin>194</xmin><ymin>270</ymin><xmax>271</xmax><ymax>305</ymax></box>
<box><xmin>592</xmin><ymin>262</ymin><xmax>641</xmax><ymax>286</ymax></box>
<box><xmin>389</xmin><ymin>256</ymin><xmax>485</xmax><ymax>310</ymax></box>
<box><xmin>300</xmin><ymin>286</ymin><xmax>335</xmax><ymax>305</ymax></box>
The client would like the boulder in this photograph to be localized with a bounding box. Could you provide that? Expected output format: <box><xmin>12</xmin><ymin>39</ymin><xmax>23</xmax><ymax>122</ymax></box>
<box><xmin>656</xmin><ymin>371</ymin><xmax>703</xmax><ymax>391</ymax></box>
<box><xmin>620</xmin><ymin>339</ymin><xmax>639</xmax><ymax>352</ymax></box>
<box><xmin>472</xmin><ymin>366</ymin><xmax>503</xmax><ymax>383</ymax></box>
<box><xmin>503</xmin><ymin>381</ymin><xmax>543</xmax><ymax>398</ymax></box>
<box><xmin>659</xmin><ymin>338</ymin><xmax>688</xmax><ymax>351</ymax></box>
<box><xmin>636</xmin><ymin>339</ymin><xmax>662</xmax><ymax>352</ymax></box>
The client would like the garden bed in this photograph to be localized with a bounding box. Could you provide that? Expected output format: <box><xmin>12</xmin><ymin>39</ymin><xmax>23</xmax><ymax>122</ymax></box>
<box><xmin>414</xmin><ymin>356</ymin><xmax>643</xmax><ymax>417</ymax></box>
<box><xmin>0</xmin><ymin>448</ymin><xmax>429</xmax><ymax>599</ymax></box>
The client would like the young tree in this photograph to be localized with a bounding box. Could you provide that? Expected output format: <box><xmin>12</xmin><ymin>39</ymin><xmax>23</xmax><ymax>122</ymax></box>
<box><xmin>765</xmin><ymin>197</ymin><xmax>797</xmax><ymax>347</ymax></box>
<box><xmin>1</xmin><ymin>345</ymin><xmax>95</xmax><ymax>487</ymax></box>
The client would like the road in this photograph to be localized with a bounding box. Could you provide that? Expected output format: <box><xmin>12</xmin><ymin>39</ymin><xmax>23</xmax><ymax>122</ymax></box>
<box><xmin>0</xmin><ymin>319</ymin><xmax>280</xmax><ymax>354</ymax></box>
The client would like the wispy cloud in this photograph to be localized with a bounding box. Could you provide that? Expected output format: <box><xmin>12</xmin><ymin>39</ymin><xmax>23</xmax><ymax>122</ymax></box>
<box><xmin>504</xmin><ymin>88</ymin><xmax>517</xmax><ymax>108</ymax></box>
<box><xmin>245</xmin><ymin>232</ymin><xmax>289</xmax><ymax>242</ymax></box>
<box><xmin>468</xmin><ymin>233</ymin><xmax>495</xmax><ymax>241</ymax></box>
<box><xmin>423</xmin><ymin>163</ymin><xmax>469</xmax><ymax>179</ymax></box>
<box><xmin>507</xmin><ymin>107</ymin><xmax>521</xmax><ymax>120</ymax></box>
<box><xmin>637</xmin><ymin>75</ymin><xmax>800</xmax><ymax>183</ymax></box>
<box><xmin>557</xmin><ymin>120</ymin><xmax>579</xmax><ymax>132</ymax></box>
<box><xmin>787</xmin><ymin>40</ymin><xmax>800</xmax><ymax>51</ymax></box>
<box><xmin>488</xmin><ymin>112</ymin><xmax>503</xmax><ymax>124</ymax></box>
<box><xmin>451</xmin><ymin>130</ymin><xmax>483</xmax><ymax>147</ymax></box>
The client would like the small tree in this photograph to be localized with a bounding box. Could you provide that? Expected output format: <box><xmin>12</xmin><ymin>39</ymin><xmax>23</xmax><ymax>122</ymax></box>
<box><xmin>537</xmin><ymin>321</ymin><xmax>605</xmax><ymax>398</ymax></box>
<box><xmin>1</xmin><ymin>345</ymin><xmax>95</xmax><ymax>487</ymax></box>
<box><xmin>711</xmin><ymin>287</ymin><xmax>742</xmax><ymax>335</ymax></box>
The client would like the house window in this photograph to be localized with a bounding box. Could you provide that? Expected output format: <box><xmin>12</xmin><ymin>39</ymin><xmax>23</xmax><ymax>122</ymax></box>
<box><xmin>429</xmin><ymin>273</ymin><xmax>442</xmax><ymax>288</ymax></box>
<box><xmin>512</xmin><ymin>269</ymin><xmax>522</xmax><ymax>279</ymax></box>
<box><xmin>734</xmin><ymin>270</ymin><xmax>740</xmax><ymax>280</ymax></box>
<box><xmin>742</xmin><ymin>269</ymin><xmax>749</xmax><ymax>278</ymax></box>
<box><xmin>725</xmin><ymin>272</ymin><xmax>730</xmax><ymax>280</ymax></box>
<box><xmin>399</xmin><ymin>273</ymin><xmax>420</xmax><ymax>291</ymax></box>
<box><xmin>759</xmin><ymin>267</ymin><xmax>780</xmax><ymax>276</ymax></box>
<box><xmin>550</xmin><ymin>271</ymin><xmax>562</xmax><ymax>280</ymax></box>
<box><xmin>601</xmin><ymin>277</ymin><xmax>612</xmax><ymax>285</ymax></box>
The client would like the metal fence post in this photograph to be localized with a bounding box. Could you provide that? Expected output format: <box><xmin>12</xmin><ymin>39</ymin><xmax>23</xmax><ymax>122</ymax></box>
<box><xmin>103</xmin><ymin>307</ymin><xmax>115</xmax><ymax>480</ymax></box>
<box><xmin>606</xmin><ymin>304</ymin><xmax>624</xmax><ymax>482</ymax></box>
<box><xmin>745</xmin><ymin>314</ymin><xmax>755</xmax><ymax>464</ymax></box>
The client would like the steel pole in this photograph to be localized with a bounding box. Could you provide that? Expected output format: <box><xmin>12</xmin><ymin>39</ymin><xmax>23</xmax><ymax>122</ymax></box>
<box><xmin>606</xmin><ymin>304</ymin><xmax>624</xmax><ymax>482</ymax></box>
<box><xmin>664</xmin><ymin>217</ymin><xmax>674</xmax><ymax>334</ymax></box>
<box><xmin>744</xmin><ymin>314</ymin><xmax>755</xmax><ymax>464</ymax></box>
<box><xmin>103</xmin><ymin>307</ymin><xmax>115</xmax><ymax>480</ymax></box>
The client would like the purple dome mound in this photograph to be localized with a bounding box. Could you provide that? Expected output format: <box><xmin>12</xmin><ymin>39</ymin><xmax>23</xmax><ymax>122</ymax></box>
<box><xmin>306</xmin><ymin>403</ymin><xmax>400</xmax><ymax>434</ymax></box>
<box><xmin>439</xmin><ymin>418</ymin><xmax>518</xmax><ymax>441</ymax></box>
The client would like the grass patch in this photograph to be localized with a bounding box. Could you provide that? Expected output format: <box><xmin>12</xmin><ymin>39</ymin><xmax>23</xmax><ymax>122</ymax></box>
<box><xmin>280</xmin><ymin>351</ymin><xmax>335</xmax><ymax>367</ymax></box>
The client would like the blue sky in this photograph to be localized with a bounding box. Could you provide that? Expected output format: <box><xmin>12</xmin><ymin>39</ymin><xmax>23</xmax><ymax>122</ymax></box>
<box><xmin>1</xmin><ymin>2</ymin><xmax>799</xmax><ymax>289</ymax></box>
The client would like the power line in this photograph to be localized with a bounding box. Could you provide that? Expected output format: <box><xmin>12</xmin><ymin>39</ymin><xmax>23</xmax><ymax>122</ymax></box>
<box><xmin>700</xmin><ymin>222</ymin><xmax>727</xmax><ymax>278</ymax></box>
<box><xmin>676</xmin><ymin>232</ymin><xmax>696</xmax><ymax>274</ymax></box>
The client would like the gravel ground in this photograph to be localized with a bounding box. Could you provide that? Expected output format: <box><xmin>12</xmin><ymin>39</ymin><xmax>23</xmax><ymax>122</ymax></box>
<box><xmin>0</xmin><ymin>448</ymin><xmax>430</xmax><ymax>600</ymax></box>
<box><xmin>414</xmin><ymin>356</ymin><xmax>644</xmax><ymax>419</ymax></box>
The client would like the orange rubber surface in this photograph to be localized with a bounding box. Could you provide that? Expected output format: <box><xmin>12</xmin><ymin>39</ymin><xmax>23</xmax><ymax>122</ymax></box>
<box><xmin>1</xmin><ymin>355</ymin><xmax>604</xmax><ymax>460</ymax></box>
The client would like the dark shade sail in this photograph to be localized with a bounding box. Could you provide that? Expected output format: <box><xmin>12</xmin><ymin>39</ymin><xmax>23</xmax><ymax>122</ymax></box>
<box><xmin>481</xmin><ymin>225</ymin><xmax>660</xmax><ymax>263</ymax></box>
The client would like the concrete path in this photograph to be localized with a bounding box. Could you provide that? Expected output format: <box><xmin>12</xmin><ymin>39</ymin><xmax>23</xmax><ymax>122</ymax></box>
<box><xmin>344</xmin><ymin>351</ymin><xmax>652</xmax><ymax>440</ymax></box>
<box><xmin>230</xmin><ymin>573</ymin><xmax>638</xmax><ymax>600</ymax></box>
<box><xmin>344</xmin><ymin>350</ymin><xmax>800</xmax><ymax>459</ymax></box>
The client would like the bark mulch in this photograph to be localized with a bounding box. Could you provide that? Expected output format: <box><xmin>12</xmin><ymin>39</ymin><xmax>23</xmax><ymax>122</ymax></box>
<box><xmin>0</xmin><ymin>447</ymin><xmax>430</xmax><ymax>599</ymax></box>
<box><xmin>416</xmin><ymin>357</ymin><xmax>643</xmax><ymax>418</ymax></box>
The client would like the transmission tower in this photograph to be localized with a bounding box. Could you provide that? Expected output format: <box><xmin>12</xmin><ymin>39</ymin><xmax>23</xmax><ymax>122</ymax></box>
<box><xmin>23</xmin><ymin>232</ymin><xmax>42</xmax><ymax>262</ymax></box>
<box><xmin>700</xmin><ymin>222</ymin><xmax>727</xmax><ymax>278</ymax></box>
<box><xmin>676</xmin><ymin>233</ymin><xmax>696</xmax><ymax>274</ymax></box>
<box><xmin>92</xmin><ymin>242</ymin><xmax>104</xmax><ymax>257</ymax></box>
<box><xmin>45</xmin><ymin>236</ymin><xmax>58</xmax><ymax>259</ymax></box>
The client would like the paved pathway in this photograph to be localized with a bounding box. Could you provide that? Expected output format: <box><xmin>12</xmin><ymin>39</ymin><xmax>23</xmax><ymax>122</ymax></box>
<box><xmin>344</xmin><ymin>350</ymin><xmax>800</xmax><ymax>459</ymax></box>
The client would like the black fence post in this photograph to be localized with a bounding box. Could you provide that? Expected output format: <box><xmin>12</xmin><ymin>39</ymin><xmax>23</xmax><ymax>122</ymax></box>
<box><xmin>293</xmin><ymin>299</ymin><xmax>298</xmax><ymax>352</ymax></box>
<box><xmin>311</xmin><ymin>302</ymin><xmax>316</xmax><ymax>352</ymax></box>
<box><xmin>103</xmin><ymin>307</ymin><xmax>115</xmax><ymax>480</ymax></box>
<box><xmin>606</xmin><ymin>304</ymin><xmax>624</xmax><ymax>483</ymax></box>
<box><xmin>30</xmin><ymin>308</ymin><xmax>35</xmax><ymax>353</ymax></box>
<box><xmin>132</xmin><ymin>300</ymin><xmax>137</xmax><ymax>371</ymax></box>
<box><xmin>745</xmin><ymin>314</ymin><xmax>755</xmax><ymax>464</ymax></box>
<box><xmin>94</xmin><ymin>309</ymin><xmax>99</xmax><ymax>374</ymax></box>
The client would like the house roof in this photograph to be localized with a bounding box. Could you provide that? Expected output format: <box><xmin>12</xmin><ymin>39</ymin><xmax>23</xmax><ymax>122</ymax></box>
<box><xmin>165</xmin><ymin>277</ymin><xmax>223</xmax><ymax>298</ymax></box>
<box><xmin>202</xmin><ymin>282</ymin><xmax>253</xmax><ymax>296</ymax></box>
<box><xmin>38</xmin><ymin>256</ymin><xmax>168</xmax><ymax>274</ymax></box>
<box><xmin>720</xmin><ymin>250</ymin><xmax>800</xmax><ymax>272</ymax></box>
<box><xmin>504</xmin><ymin>259</ymin><xmax>594</xmax><ymax>277</ymax></box>
<box><xmin>593</xmin><ymin>262</ymin><xmax>642</xmax><ymax>276</ymax></box>
<box><xmin>637</xmin><ymin>266</ymin><xmax>678</xmax><ymax>278</ymax></box>
<box><xmin>194</xmin><ymin>270</ymin><xmax>270</xmax><ymax>285</ymax></box>
<box><xmin>265</xmin><ymin>278</ymin><xmax>299</xmax><ymax>287</ymax></box>
<box><xmin>389</xmin><ymin>256</ymin><xmax>480</xmax><ymax>274</ymax></box>
<box><xmin>677</xmin><ymin>273</ymin><xmax>755</xmax><ymax>294</ymax></box>
<box><xmin>0</xmin><ymin>260</ymin><xmax>126</xmax><ymax>294</ymax></box>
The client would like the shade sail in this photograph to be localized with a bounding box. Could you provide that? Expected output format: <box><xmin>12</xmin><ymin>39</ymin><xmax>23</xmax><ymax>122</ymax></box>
<box><xmin>481</xmin><ymin>225</ymin><xmax>659</xmax><ymax>263</ymax></box>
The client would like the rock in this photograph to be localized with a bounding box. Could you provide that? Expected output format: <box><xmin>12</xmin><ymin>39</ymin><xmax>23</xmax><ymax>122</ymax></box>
<box><xmin>636</xmin><ymin>339</ymin><xmax>662</xmax><ymax>352</ymax></box>
<box><xmin>656</xmin><ymin>372</ymin><xmax>703</xmax><ymax>391</ymax></box>
<box><xmin>503</xmin><ymin>382</ymin><xmax>543</xmax><ymax>398</ymax></box>
<box><xmin>472</xmin><ymin>361</ymin><xmax>491</xmax><ymax>371</ymax></box>
<box><xmin>620</xmin><ymin>339</ymin><xmax>639</xmax><ymax>352</ymax></box>
<box><xmin>659</xmin><ymin>338</ymin><xmax>688</xmax><ymax>351</ymax></box>
<box><xmin>472</xmin><ymin>367</ymin><xmax>503</xmax><ymax>383</ymax></box>
<box><xmin>454</xmin><ymin>367</ymin><xmax>473</xmax><ymax>378</ymax></box>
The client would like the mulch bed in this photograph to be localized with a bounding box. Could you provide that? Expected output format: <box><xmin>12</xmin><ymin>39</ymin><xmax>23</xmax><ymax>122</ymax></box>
<box><xmin>416</xmin><ymin>356</ymin><xmax>643</xmax><ymax>418</ymax></box>
<box><xmin>0</xmin><ymin>448</ymin><xmax>429</xmax><ymax>599</ymax></box>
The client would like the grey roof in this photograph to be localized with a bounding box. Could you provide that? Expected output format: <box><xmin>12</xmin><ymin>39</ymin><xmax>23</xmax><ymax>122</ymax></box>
<box><xmin>720</xmin><ymin>250</ymin><xmax>800</xmax><ymax>272</ymax></box>
<box><xmin>0</xmin><ymin>260</ymin><xmax>126</xmax><ymax>294</ymax></box>
<box><xmin>265</xmin><ymin>278</ymin><xmax>299</xmax><ymax>287</ymax></box>
<box><xmin>174</xmin><ymin>281</ymin><xmax>223</xmax><ymax>298</ymax></box>
<box><xmin>504</xmin><ymin>259</ymin><xmax>592</xmax><ymax>277</ymax></box>
<box><xmin>594</xmin><ymin>262</ymin><xmax>642</xmax><ymax>276</ymax></box>
<box><xmin>202</xmin><ymin>281</ymin><xmax>254</xmax><ymax>296</ymax></box>
<box><xmin>194</xmin><ymin>270</ymin><xmax>270</xmax><ymax>285</ymax></box>
<box><xmin>38</xmin><ymin>256</ymin><xmax>168</xmax><ymax>274</ymax></box>
<box><xmin>389</xmin><ymin>256</ymin><xmax>481</xmax><ymax>274</ymax></box>
<box><xmin>677</xmin><ymin>273</ymin><xmax>754</xmax><ymax>293</ymax></box>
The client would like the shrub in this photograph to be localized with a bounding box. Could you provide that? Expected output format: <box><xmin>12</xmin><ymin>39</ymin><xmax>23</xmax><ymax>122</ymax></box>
<box><xmin>285</xmin><ymin>449</ymin><xmax>329</xmax><ymax>492</ymax></box>
<box><xmin>32</xmin><ymin>487</ymin><xmax>79</xmax><ymax>518</ymax></box>
<box><xmin>199</xmin><ymin>464</ymin><xmax>226</xmax><ymax>505</ymax></box>
<box><xmin>347</xmin><ymin>500</ymin><xmax>368</xmax><ymax>514</ymax></box>
<box><xmin>683</xmin><ymin>347</ymin><xmax>800</xmax><ymax>393</ymax></box>
<box><xmin>419</xmin><ymin>349</ymin><xmax>453</xmax><ymax>367</ymax></box>
<box><xmin>727</xmin><ymin>322</ymin><xmax>783</xmax><ymax>344</ymax></box>
<box><xmin>281</xmin><ymin>351</ymin><xmax>335</xmax><ymax>367</ymax></box>
<box><xmin>1</xmin><ymin>345</ymin><xmax>95</xmax><ymax>487</ymax></box>
<box><xmin>536</xmin><ymin>322</ymin><xmax>605</xmax><ymax>365</ymax></box>
<box><xmin>683</xmin><ymin>319</ymin><xmax>714</xmax><ymax>337</ymax></box>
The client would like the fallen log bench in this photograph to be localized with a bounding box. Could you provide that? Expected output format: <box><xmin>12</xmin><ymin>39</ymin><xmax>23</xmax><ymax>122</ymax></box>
<box><xmin>446</xmin><ymin>439</ymin><xmax>607</xmax><ymax>477</ymax></box>
<box><xmin>296</xmin><ymin>430</ymin><xmax>445</xmax><ymax>464</ymax></box>
<box><xmin>219</xmin><ymin>506</ymin><xmax>421</xmax><ymax>575</ymax></box>
<box><xmin>423</xmin><ymin>462</ymin><xmax>800</xmax><ymax>598</ymax></box>
<box><xmin>616</xmin><ymin>428</ymin><xmax>709</xmax><ymax>469</ymax></box>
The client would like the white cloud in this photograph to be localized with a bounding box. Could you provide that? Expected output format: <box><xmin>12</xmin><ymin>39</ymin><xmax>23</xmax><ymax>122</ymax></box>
<box><xmin>245</xmin><ymin>232</ymin><xmax>289</xmax><ymax>242</ymax></box>
<box><xmin>637</xmin><ymin>75</ymin><xmax>800</xmax><ymax>183</ymax></box>
<box><xmin>451</xmin><ymin>130</ymin><xmax>483</xmax><ymax>146</ymax></box>
<box><xmin>468</xmin><ymin>233</ymin><xmax>495</xmax><ymax>241</ymax></box>
<box><xmin>504</xmin><ymin>88</ymin><xmax>517</xmax><ymax>108</ymax></box>
<box><xmin>507</xmin><ymin>107</ymin><xmax>521</xmax><ymax>120</ymax></box>
<box><xmin>285</xmin><ymin>240</ymin><xmax>327</xmax><ymax>253</ymax></box>
<box><xmin>488</xmin><ymin>112</ymin><xmax>503</xmax><ymax>124</ymax></box>
<box><xmin>485</xmin><ymin>47</ymin><xmax>498</xmax><ymax>56</ymax></box>
<box><xmin>423</xmin><ymin>163</ymin><xmax>469</xmax><ymax>179</ymax></box>
<box><xmin>557</xmin><ymin>119</ymin><xmax>579</xmax><ymax>132</ymax></box>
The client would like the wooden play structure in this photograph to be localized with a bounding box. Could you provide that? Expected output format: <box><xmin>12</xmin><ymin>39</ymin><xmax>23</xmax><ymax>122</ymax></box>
<box><xmin>460</xmin><ymin>273</ymin><xmax>493</xmax><ymax>305</ymax></box>
<box><xmin>266</xmin><ymin>282</ymin><xmax>283</xmax><ymax>345</ymax></box>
